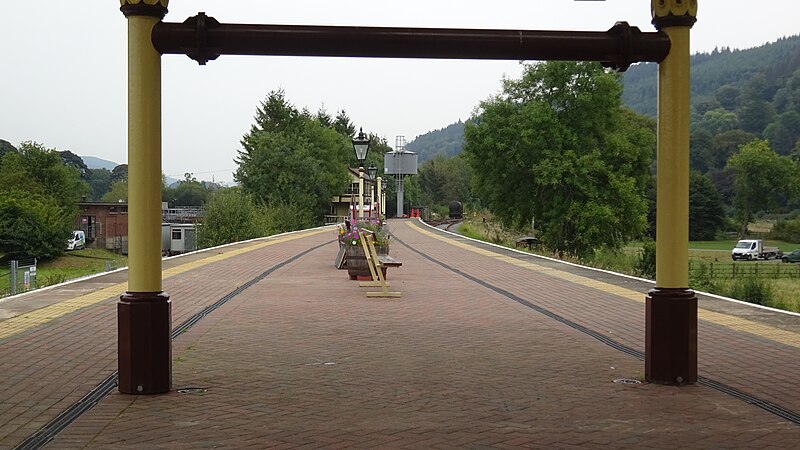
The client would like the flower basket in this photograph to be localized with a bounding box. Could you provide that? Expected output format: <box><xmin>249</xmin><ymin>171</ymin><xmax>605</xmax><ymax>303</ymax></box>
<box><xmin>346</xmin><ymin>245</ymin><xmax>371</xmax><ymax>280</ymax></box>
<box><xmin>337</xmin><ymin>219</ymin><xmax>390</xmax><ymax>279</ymax></box>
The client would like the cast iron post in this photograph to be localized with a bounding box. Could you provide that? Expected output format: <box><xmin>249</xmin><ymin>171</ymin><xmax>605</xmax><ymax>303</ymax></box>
<box><xmin>118</xmin><ymin>0</ymin><xmax>172</xmax><ymax>394</ymax></box>
<box><xmin>646</xmin><ymin>0</ymin><xmax>698</xmax><ymax>385</ymax></box>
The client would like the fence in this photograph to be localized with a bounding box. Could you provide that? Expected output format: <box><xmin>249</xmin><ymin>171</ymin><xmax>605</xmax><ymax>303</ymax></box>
<box><xmin>689</xmin><ymin>260</ymin><xmax>800</xmax><ymax>279</ymax></box>
<box><xmin>1</xmin><ymin>258</ymin><xmax>38</xmax><ymax>297</ymax></box>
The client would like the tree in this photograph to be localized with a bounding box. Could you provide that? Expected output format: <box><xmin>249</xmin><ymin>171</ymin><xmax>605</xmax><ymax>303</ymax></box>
<box><xmin>0</xmin><ymin>141</ymin><xmax>87</xmax><ymax>259</ymax></box>
<box><xmin>763</xmin><ymin>110</ymin><xmax>800</xmax><ymax>155</ymax></box>
<box><xmin>85</xmin><ymin>168</ymin><xmax>112</xmax><ymax>201</ymax></box>
<box><xmin>235</xmin><ymin>90</ymin><xmax>352</xmax><ymax>222</ymax></box>
<box><xmin>689</xmin><ymin>172</ymin><xmax>726</xmax><ymax>240</ymax></box>
<box><xmin>727</xmin><ymin>139</ymin><xmax>799</xmax><ymax>235</ymax></box>
<box><xmin>102</xmin><ymin>181</ymin><xmax>128</xmax><ymax>202</ymax></box>
<box><xmin>715</xmin><ymin>84</ymin><xmax>739</xmax><ymax>111</ymax></box>
<box><xmin>0</xmin><ymin>141</ymin><xmax>88</xmax><ymax>211</ymax></box>
<box><xmin>464</xmin><ymin>61</ymin><xmax>653</xmax><ymax>257</ymax></box>
<box><xmin>58</xmin><ymin>150</ymin><xmax>89</xmax><ymax>177</ymax></box>
<box><xmin>110</xmin><ymin>164</ymin><xmax>128</xmax><ymax>184</ymax></box>
<box><xmin>417</xmin><ymin>155</ymin><xmax>473</xmax><ymax>207</ymax></box>
<box><xmin>173</xmin><ymin>177</ymin><xmax>208</xmax><ymax>206</ymax></box>
<box><xmin>738</xmin><ymin>74</ymin><xmax>775</xmax><ymax>135</ymax></box>
<box><xmin>0</xmin><ymin>190</ymin><xmax>74</xmax><ymax>259</ymax></box>
<box><xmin>690</xmin><ymin>129</ymin><xmax>714</xmax><ymax>173</ymax></box>
<box><xmin>197</xmin><ymin>188</ymin><xmax>264</xmax><ymax>247</ymax></box>
<box><xmin>698</xmin><ymin>108</ymin><xmax>739</xmax><ymax>135</ymax></box>
<box><xmin>333</xmin><ymin>110</ymin><xmax>356</xmax><ymax>138</ymax></box>
<box><xmin>0</xmin><ymin>139</ymin><xmax>16</xmax><ymax>161</ymax></box>
<box><xmin>712</xmin><ymin>129</ymin><xmax>756</xmax><ymax>170</ymax></box>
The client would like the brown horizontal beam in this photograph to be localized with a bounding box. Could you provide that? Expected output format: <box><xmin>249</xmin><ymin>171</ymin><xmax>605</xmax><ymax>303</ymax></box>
<box><xmin>152</xmin><ymin>13</ymin><xmax>670</xmax><ymax>71</ymax></box>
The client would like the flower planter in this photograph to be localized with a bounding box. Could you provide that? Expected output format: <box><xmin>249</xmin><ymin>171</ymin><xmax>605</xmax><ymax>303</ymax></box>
<box><xmin>346</xmin><ymin>246</ymin><xmax>371</xmax><ymax>280</ymax></box>
<box><xmin>345</xmin><ymin>245</ymin><xmax>390</xmax><ymax>280</ymax></box>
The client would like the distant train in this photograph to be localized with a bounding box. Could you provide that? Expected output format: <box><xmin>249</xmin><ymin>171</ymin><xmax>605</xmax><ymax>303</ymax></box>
<box><xmin>448</xmin><ymin>201</ymin><xmax>463</xmax><ymax>219</ymax></box>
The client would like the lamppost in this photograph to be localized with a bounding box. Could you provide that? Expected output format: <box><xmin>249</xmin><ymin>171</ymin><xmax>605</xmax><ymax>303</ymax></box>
<box><xmin>381</xmin><ymin>178</ymin><xmax>387</xmax><ymax>217</ymax></box>
<box><xmin>351</xmin><ymin>128</ymin><xmax>370</xmax><ymax>221</ymax></box>
<box><xmin>367</xmin><ymin>162</ymin><xmax>377</xmax><ymax>219</ymax></box>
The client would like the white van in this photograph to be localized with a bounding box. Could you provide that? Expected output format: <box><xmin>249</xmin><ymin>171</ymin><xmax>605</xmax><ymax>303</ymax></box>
<box><xmin>66</xmin><ymin>230</ymin><xmax>86</xmax><ymax>250</ymax></box>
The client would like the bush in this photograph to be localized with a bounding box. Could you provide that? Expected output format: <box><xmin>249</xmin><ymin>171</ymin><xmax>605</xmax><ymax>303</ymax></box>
<box><xmin>727</xmin><ymin>278</ymin><xmax>773</xmax><ymax>306</ymax></box>
<box><xmin>635</xmin><ymin>239</ymin><xmax>656</xmax><ymax>279</ymax></box>
<box><xmin>689</xmin><ymin>261</ymin><xmax>717</xmax><ymax>292</ymax></box>
<box><xmin>585</xmin><ymin>248</ymin><xmax>637</xmax><ymax>274</ymax></box>
<box><xmin>769</xmin><ymin>219</ymin><xmax>800</xmax><ymax>243</ymax></box>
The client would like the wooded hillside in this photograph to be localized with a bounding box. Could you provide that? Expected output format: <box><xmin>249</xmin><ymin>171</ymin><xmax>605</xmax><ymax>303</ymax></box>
<box><xmin>409</xmin><ymin>35</ymin><xmax>800</xmax><ymax>162</ymax></box>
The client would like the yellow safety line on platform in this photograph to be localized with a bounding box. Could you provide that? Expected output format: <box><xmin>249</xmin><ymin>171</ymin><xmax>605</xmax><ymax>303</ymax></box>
<box><xmin>408</xmin><ymin>222</ymin><xmax>800</xmax><ymax>349</ymax></box>
<box><xmin>0</xmin><ymin>229</ymin><xmax>328</xmax><ymax>340</ymax></box>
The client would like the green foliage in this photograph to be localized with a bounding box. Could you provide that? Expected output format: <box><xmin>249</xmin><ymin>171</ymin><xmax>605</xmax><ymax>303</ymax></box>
<box><xmin>0</xmin><ymin>190</ymin><xmax>73</xmax><ymax>259</ymax></box>
<box><xmin>726</xmin><ymin>277</ymin><xmax>774</xmax><ymax>306</ymax></box>
<box><xmin>235</xmin><ymin>90</ymin><xmax>353</xmax><ymax>222</ymax></box>
<box><xmin>416</xmin><ymin>155</ymin><xmax>474</xmax><ymax>208</ymax></box>
<box><xmin>0</xmin><ymin>142</ymin><xmax>87</xmax><ymax>259</ymax></box>
<box><xmin>101</xmin><ymin>181</ymin><xmax>128</xmax><ymax>202</ymax></box>
<box><xmin>198</xmin><ymin>188</ymin><xmax>314</xmax><ymax>248</ymax></box>
<box><xmin>197</xmin><ymin>188</ymin><xmax>264</xmax><ymax>248</ymax></box>
<box><xmin>635</xmin><ymin>239</ymin><xmax>656</xmax><ymax>279</ymax></box>
<box><xmin>0</xmin><ymin>142</ymin><xmax>88</xmax><ymax>209</ymax></box>
<box><xmin>172</xmin><ymin>178</ymin><xmax>208</xmax><ymax>206</ymax></box>
<box><xmin>0</xmin><ymin>139</ymin><xmax>17</xmax><ymax>161</ymax></box>
<box><xmin>690</xmin><ymin>128</ymin><xmax>714</xmax><ymax>173</ymax></box>
<box><xmin>57</xmin><ymin>150</ymin><xmax>89</xmax><ymax>177</ymax></box>
<box><xmin>464</xmin><ymin>61</ymin><xmax>653</xmax><ymax>258</ymax></box>
<box><xmin>257</xmin><ymin>201</ymin><xmax>315</xmax><ymax>234</ymax></box>
<box><xmin>769</xmin><ymin>219</ymin><xmax>800</xmax><ymax>243</ymax></box>
<box><xmin>738</xmin><ymin>74</ymin><xmax>776</xmax><ymax>135</ymax></box>
<box><xmin>711</xmin><ymin>129</ymin><xmax>757</xmax><ymax>170</ymax></box>
<box><xmin>727</xmin><ymin>139</ymin><xmax>800</xmax><ymax>234</ymax></box>
<box><xmin>688</xmin><ymin>260</ymin><xmax>717</xmax><ymax>292</ymax></box>
<box><xmin>689</xmin><ymin>172</ymin><xmax>726</xmax><ymax>240</ymax></box>
<box><xmin>85</xmin><ymin>168</ymin><xmax>112</xmax><ymax>201</ymax></box>
<box><xmin>110</xmin><ymin>164</ymin><xmax>128</xmax><ymax>184</ymax></box>
<box><xmin>406</xmin><ymin>121</ymin><xmax>466</xmax><ymax>162</ymax></box>
<box><xmin>623</xmin><ymin>36</ymin><xmax>800</xmax><ymax>118</ymax></box>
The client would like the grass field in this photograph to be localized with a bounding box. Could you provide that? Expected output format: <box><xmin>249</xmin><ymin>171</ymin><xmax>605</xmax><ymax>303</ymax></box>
<box><xmin>459</xmin><ymin>218</ymin><xmax>800</xmax><ymax>313</ymax></box>
<box><xmin>0</xmin><ymin>248</ymin><xmax>127</xmax><ymax>297</ymax></box>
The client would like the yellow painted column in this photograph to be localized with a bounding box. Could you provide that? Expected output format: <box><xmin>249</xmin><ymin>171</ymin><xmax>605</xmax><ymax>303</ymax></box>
<box><xmin>118</xmin><ymin>0</ymin><xmax>171</xmax><ymax>395</ymax></box>
<box><xmin>654</xmin><ymin>6</ymin><xmax>693</xmax><ymax>287</ymax></box>
<box><xmin>127</xmin><ymin>13</ymin><xmax>163</xmax><ymax>292</ymax></box>
<box><xmin>646</xmin><ymin>0</ymin><xmax>698</xmax><ymax>385</ymax></box>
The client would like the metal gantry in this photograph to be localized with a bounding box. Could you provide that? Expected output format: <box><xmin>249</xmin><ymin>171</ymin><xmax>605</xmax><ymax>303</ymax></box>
<box><xmin>119</xmin><ymin>0</ymin><xmax>697</xmax><ymax>393</ymax></box>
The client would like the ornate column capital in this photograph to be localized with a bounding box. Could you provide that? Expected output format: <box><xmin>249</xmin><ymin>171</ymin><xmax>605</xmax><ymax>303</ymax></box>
<box><xmin>120</xmin><ymin>0</ymin><xmax>168</xmax><ymax>18</ymax></box>
<box><xmin>651</xmin><ymin>0</ymin><xmax>697</xmax><ymax>30</ymax></box>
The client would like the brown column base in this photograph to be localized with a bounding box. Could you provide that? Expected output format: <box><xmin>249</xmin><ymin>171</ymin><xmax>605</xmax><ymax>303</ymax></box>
<box><xmin>118</xmin><ymin>291</ymin><xmax>171</xmax><ymax>394</ymax></box>
<box><xmin>645</xmin><ymin>288</ymin><xmax>697</xmax><ymax>385</ymax></box>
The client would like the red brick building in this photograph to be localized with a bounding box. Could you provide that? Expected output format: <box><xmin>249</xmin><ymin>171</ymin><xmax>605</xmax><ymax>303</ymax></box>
<box><xmin>76</xmin><ymin>202</ymin><xmax>129</xmax><ymax>252</ymax></box>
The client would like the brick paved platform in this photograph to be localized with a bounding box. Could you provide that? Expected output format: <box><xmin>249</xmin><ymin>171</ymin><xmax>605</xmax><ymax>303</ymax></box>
<box><xmin>1</xmin><ymin>221</ymin><xmax>799</xmax><ymax>448</ymax></box>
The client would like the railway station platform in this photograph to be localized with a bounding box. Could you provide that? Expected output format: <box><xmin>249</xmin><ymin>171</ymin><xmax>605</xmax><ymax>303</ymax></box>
<box><xmin>1</xmin><ymin>219</ymin><xmax>799</xmax><ymax>448</ymax></box>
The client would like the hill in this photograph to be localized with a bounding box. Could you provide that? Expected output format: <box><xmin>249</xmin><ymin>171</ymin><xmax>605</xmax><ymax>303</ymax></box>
<box><xmin>81</xmin><ymin>155</ymin><xmax>119</xmax><ymax>170</ymax></box>
<box><xmin>622</xmin><ymin>34</ymin><xmax>800</xmax><ymax>120</ymax></box>
<box><xmin>405</xmin><ymin>121</ymin><xmax>466</xmax><ymax>162</ymax></box>
<box><xmin>407</xmin><ymin>35</ymin><xmax>800</xmax><ymax>162</ymax></box>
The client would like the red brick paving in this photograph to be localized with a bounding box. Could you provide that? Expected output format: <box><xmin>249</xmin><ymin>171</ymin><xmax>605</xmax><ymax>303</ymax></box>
<box><xmin>0</xmin><ymin>221</ymin><xmax>798</xmax><ymax>448</ymax></box>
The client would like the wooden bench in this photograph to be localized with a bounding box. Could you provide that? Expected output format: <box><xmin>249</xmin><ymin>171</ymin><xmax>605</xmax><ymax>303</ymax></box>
<box><xmin>378</xmin><ymin>254</ymin><xmax>402</xmax><ymax>269</ymax></box>
<box><xmin>358</xmin><ymin>232</ymin><xmax>402</xmax><ymax>297</ymax></box>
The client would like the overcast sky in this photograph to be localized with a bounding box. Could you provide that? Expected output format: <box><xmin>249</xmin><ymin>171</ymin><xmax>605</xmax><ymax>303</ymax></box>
<box><xmin>1</xmin><ymin>1</ymin><xmax>797</xmax><ymax>183</ymax></box>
